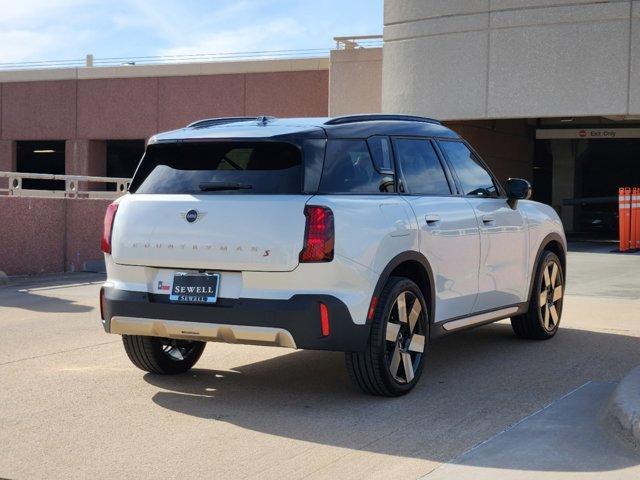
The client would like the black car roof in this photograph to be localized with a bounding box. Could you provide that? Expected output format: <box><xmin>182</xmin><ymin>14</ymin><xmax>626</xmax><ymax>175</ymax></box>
<box><xmin>150</xmin><ymin>115</ymin><xmax>460</xmax><ymax>143</ymax></box>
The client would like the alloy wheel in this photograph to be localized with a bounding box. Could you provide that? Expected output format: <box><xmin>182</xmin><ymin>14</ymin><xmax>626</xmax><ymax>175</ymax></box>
<box><xmin>385</xmin><ymin>291</ymin><xmax>426</xmax><ymax>384</ymax></box>
<box><xmin>161</xmin><ymin>339</ymin><xmax>198</xmax><ymax>361</ymax></box>
<box><xmin>539</xmin><ymin>260</ymin><xmax>563</xmax><ymax>331</ymax></box>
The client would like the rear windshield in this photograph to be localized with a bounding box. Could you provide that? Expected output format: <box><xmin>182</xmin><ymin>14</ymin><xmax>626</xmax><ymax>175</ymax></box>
<box><xmin>130</xmin><ymin>142</ymin><xmax>302</xmax><ymax>194</ymax></box>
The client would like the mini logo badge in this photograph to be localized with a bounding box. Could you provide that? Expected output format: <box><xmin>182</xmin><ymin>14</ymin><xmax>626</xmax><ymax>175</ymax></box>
<box><xmin>181</xmin><ymin>209</ymin><xmax>206</xmax><ymax>223</ymax></box>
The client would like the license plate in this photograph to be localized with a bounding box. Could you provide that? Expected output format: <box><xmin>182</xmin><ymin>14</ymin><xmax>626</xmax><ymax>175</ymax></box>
<box><xmin>169</xmin><ymin>273</ymin><xmax>220</xmax><ymax>304</ymax></box>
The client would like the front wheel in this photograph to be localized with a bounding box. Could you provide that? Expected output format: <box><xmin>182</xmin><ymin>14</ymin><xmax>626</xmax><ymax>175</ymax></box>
<box><xmin>511</xmin><ymin>251</ymin><xmax>564</xmax><ymax>340</ymax></box>
<box><xmin>346</xmin><ymin>277</ymin><xmax>429</xmax><ymax>396</ymax></box>
<box><xmin>122</xmin><ymin>335</ymin><xmax>206</xmax><ymax>374</ymax></box>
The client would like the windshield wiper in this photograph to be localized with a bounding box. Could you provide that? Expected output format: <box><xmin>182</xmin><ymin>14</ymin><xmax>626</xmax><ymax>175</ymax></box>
<box><xmin>198</xmin><ymin>182</ymin><xmax>253</xmax><ymax>192</ymax></box>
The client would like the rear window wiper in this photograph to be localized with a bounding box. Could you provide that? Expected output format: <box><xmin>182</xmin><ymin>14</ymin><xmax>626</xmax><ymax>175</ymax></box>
<box><xmin>198</xmin><ymin>182</ymin><xmax>253</xmax><ymax>191</ymax></box>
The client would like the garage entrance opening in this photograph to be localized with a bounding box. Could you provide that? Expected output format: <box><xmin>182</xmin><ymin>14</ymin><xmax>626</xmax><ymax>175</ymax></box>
<box><xmin>537</xmin><ymin>126</ymin><xmax>640</xmax><ymax>240</ymax></box>
<box><xmin>574</xmin><ymin>139</ymin><xmax>640</xmax><ymax>239</ymax></box>
<box><xmin>106</xmin><ymin>140</ymin><xmax>145</xmax><ymax>191</ymax></box>
<box><xmin>16</xmin><ymin>141</ymin><xmax>66</xmax><ymax>190</ymax></box>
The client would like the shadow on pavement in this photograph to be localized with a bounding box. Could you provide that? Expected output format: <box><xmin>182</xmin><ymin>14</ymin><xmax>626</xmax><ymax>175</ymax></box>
<box><xmin>144</xmin><ymin>323</ymin><xmax>640</xmax><ymax>473</ymax></box>
<box><xmin>0</xmin><ymin>287</ymin><xmax>94</xmax><ymax>314</ymax></box>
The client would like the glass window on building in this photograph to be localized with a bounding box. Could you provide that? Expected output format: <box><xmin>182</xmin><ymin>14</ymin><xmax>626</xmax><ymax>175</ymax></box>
<box><xmin>106</xmin><ymin>140</ymin><xmax>145</xmax><ymax>191</ymax></box>
<box><xmin>16</xmin><ymin>141</ymin><xmax>66</xmax><ymax>190</ymax></box>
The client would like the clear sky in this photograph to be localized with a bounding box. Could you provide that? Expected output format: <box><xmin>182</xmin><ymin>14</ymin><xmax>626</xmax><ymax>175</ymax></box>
<box><xmin>0</xmin><ymin>0</ymin><xmax>383</xmax><ymax>64</ymax></box>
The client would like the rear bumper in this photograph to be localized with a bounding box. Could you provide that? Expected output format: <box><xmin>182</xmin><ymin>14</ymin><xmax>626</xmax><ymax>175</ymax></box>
<box><xmin>101</xmin><ymin>287</ymin><xmax>370</xmax><ymax>352</ymax></box>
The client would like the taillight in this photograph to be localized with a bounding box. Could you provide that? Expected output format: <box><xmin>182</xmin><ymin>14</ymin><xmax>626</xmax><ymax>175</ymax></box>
<box><xmin>101</xmin><ymin>202</ymin><xmax>119</xmax><ymax>254</ymax></box>
<box><xmin>299</xmin><ymin>205</ymin><xmax>334</xmax><ymax>263</ymax></box>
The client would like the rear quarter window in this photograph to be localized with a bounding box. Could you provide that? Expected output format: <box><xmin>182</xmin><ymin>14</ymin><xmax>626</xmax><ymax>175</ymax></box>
<box><xmin>319</xmin><ymin>139</ymin><xmax>392</xmax><ymax>194</ymax></box>
<box><xmin>130</xmin><ymin>142</ymin><xmax>302</xmax><ymax>195</ymax></box>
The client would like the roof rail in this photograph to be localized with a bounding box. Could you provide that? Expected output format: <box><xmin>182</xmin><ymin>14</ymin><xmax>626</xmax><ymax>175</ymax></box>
<box><xmin>324</xmin><ymin>114</ymin><xmax>442</xmax><ymax>126</ymax></box>
<box><xmin>186</xmin><ymin>117</ymin><xmax>256</xmax><ymax>129</ymax></box>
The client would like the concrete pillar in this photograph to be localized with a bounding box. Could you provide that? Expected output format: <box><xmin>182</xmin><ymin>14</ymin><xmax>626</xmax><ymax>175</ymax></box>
<box><xmin>551</xmin><ymin>140</ymin><xmax>576</xmax><ymax>232</ymax></box>
<box><xmin>0</xmin><ymin>140</ymin><xmax>16</xmax><ymax>190</ymax></box>
<box><xmin>65</xmin><ymin>139</ymin><xmax>107</xmax><ymax>191</ymax></box>
<box><xmin>329</xmin><ymin>48</ymin><xmax>382</xmax><ymax>116</ymax></box>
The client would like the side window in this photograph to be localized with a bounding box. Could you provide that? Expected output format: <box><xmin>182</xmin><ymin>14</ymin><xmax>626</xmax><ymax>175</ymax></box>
<box><xmin>367</xmin><ymin>136</ymin><xmax>393</xmax><ymax>172</ymax></box>
<box><xmin>439</xmin><ymin>141</ymin><xmax>497</xmax><ymax>197</ymax></box>
<box><xmin>319</xmin><ymin>139</ymin><xmax>392</xmax><ymax>194</ymax></box>
<box><xmin>394</xmin><ymin>138</ymin><xmax>451</xmax><ymax>195</ymax></box>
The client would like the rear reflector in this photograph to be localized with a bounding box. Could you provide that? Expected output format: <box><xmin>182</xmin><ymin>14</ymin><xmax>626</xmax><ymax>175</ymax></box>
<box><xmin>99</xmin><ymin>287</ymin><xmax>106</xmax><ymax>321</ymax></box>
<box><xmin>320</xmin><ymin>303</ymin><xmax>330</xmax><ymax>337</ymax></box>
<box><xmin>101</xmin><ymin>202</ymin><xmax>119</xmax><ymax>254</ymax></box>
<box><xmin>367</xmin><ymin>296</ymin><xmax>379</xmax><ymax>321</ymax></box>
<box><xmin>299</xmin><ymin>205</ymin><xmax>334</xmax><ymax>263</ymax></box>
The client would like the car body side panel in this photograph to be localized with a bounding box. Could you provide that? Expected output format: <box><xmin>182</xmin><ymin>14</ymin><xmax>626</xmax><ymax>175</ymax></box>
<box><xmin>402</xmin><ymin>196</ymin><xmax>481</xmax><ymax>322</ymax></box>
<box><xmin>465</xmin><ymin>197</ymin><xmax>530</xmax><ymax>312</ymax></box>
<box><xmin>306</xmin><ymin>195</ymin><xmax>419</xmax><ymax>276</ymax></box>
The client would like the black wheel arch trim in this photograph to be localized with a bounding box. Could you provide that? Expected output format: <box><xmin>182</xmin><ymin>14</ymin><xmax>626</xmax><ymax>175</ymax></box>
<box><xmin>371</xmin><ymin>251</ymin><xmax>436</xmax><ymax>330</ymax></box>
<box><xmin>526</xmin><ymin>232</ymin><xmax>567</xmax><ymax>305</ymax></box>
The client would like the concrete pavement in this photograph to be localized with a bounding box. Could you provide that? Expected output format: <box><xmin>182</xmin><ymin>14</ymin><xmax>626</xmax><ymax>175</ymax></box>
<box><xmin>423</xmin><ymin>382</ymin><xmax>640</xmax><ymax>479</ymax></box>
<box><xmin>0</xmin><ymin>244</ymin><xmax>639</xmax><ymax>479</ymax></box>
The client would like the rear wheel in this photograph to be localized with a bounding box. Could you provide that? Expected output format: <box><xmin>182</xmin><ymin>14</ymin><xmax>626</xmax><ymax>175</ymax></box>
<box><xmin>511</xmin><ymin>251</ymin><xmax>564</xmax><ymax>340</ymax></box>
<box><xmin>122</xmin><ymin>335</ymin><xmax>206</xmax><ymax>374</ymax></box>
<box><xmin>346</xmin><ymin>277</ymin><xmax>428</xmax><ymax>396</ymax></box>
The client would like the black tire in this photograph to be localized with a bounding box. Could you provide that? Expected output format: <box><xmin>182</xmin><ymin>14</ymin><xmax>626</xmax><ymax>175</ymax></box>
<box><xmin>511</xmin><ymin>251</ymin><xmax>564</xmax><ymax>340</ymax></box>
<box><xmin>345</xmin><ymin>277</ymin><xmax>429</xmax><ymax>396</ymax></box>
<box><xmin>122</xmin><ymin>335</ymin><xmax>206</xmax><ymax>374</ymax></box>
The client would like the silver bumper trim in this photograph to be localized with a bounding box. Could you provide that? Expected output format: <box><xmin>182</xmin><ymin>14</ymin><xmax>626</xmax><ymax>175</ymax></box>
<box><xmin>109</xmin><ymin>316</ymin><xmax>297</xmax><ymax>349</ymax></box>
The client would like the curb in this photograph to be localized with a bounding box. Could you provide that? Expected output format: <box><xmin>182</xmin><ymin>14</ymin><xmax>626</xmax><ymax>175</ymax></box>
<box><xmin>606</xmin><ymin>365</ymin><xmax>640</xmax><ymax>453</ymax></box>
<box><xmin>0</xmin><ymin>270</ymin><xmax>8</xmax><ymax>287</ymax></box>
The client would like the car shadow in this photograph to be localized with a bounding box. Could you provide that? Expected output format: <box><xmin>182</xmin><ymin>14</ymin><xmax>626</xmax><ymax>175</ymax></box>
<box><xmin>144</xmin><ymin>323</ymin><xmax>640</xmax><ymax>472</ymax></box>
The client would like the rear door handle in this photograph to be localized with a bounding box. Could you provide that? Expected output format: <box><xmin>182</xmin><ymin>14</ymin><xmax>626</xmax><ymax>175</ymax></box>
<box><xmin>482</xmin><ymin>215</ymin><xmax>496</xmax><ymax>225</ymax></box>
<box><xmin>425</xmin><ymin>214</ymin><xmax>440</xmax><ymax>225</ymax></box>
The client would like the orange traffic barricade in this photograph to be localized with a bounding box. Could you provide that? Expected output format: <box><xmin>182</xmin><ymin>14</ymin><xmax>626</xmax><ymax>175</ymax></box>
<box><xmin>635</xmin><ymin>187</ymin><xmax>640</xmax><ymax>250</ymax></box>
<box><xmin>631</xmin><ymin>187</ymin><xmax>637</xmax><ymax>251</ymax></box>
<box><xmin>619</xmin><ymin>187</ymin><xmax>631</xmax><ymax>252</ymax></box>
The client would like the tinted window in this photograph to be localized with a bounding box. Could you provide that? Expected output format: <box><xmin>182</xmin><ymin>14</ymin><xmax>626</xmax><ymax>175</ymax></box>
<box><xmin>395</xmin><ymin>139</ymin><xmax>451</xmax><ymax>195</ymax></box>
<box><xmin>131</xmin><ymin>142</ymin><xmax>302</xmax><ymax>194</ymax></box>
<box><xmin>367</xmin><ymin>136</ymin><xmax>393</xmax><ymax>172</ymax></box>
<box><xmin>319</xmin><ymin>140</ymin><xmax>391</xmax><ymax>194</ymax></box>
<box><xmin>439</xmin><ymin>141</ymin><xmax>497</xmax><ymax>197</ymax></box>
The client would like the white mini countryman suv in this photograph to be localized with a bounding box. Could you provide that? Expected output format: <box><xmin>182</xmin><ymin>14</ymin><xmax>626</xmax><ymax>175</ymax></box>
<box><xmin>100</xmin><ymin>115</ymin><xmax>566</xmax><ymax>396</ymax></box>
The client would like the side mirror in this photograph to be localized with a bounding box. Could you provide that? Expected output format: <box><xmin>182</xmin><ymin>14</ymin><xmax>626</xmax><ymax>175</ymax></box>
<box><xmin>505</xmin><ymin>178</ymin><xmax>531</xmax><ymax>208</ymax></box>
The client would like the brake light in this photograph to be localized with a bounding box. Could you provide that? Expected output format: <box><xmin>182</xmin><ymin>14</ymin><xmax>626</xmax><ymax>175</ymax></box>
<box><xmin>101</xmin><ymin>202</ymin><xmax>119</xmax><ymax>254</ymax></box>
<box><xmin>299</xmin><ymin>205</ymin><xmax>334</xmax><ymax>262</ymax></box>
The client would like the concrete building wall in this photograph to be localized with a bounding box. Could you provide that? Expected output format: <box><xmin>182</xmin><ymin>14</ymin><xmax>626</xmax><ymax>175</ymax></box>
<box><xmin>445</xmin><ymin>119</ymin><xmax>535</xmax><ymax>185</ymax></box>
<box><xmin>329</xmin><ymin>48</ymin><xmax>382</xmax><ymax>115</ymax></box>
<box><xmin>383</xmin><ymin>0</ymin><xmax>639</xmax><ymax>120</ymax></box>
<box><xmin>0</xmin><ymin>197</ymin><xmax>110</xmax><ymax>276</ymax></box>
<box><xmin>0</xmin><ymin>59</ymin><xmax>330</xmax><ymax>276</ymax></box>
<box><xmin>0</xmin><ymin>58</ymin><xmax>329</xmax><ymax>181</ymax></box>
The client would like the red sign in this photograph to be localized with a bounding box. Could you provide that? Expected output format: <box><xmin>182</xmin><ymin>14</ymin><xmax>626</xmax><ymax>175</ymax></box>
<box><xmin>578</xmin><ymin>130</ymin><xmax>587</xmax><ymax>138</ymax></box>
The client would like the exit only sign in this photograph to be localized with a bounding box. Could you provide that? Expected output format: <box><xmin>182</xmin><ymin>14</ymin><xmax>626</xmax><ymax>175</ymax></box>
<box><xmin>536</xmin><ymin>128</ymin><xmax>640</xmax><ymax>139</ymax></box>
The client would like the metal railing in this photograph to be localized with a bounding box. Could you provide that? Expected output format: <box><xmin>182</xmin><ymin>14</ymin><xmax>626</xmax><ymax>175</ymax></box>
<box><xmin>0</xmin><ymin>39</ymin><xmax>384</xmax><ymax>71</ymax></box>
<box><xmin>333</xmin><ymin>35</ymin><xmax>383</xmax><ymax>50</ymax></box>
<box><xmin>0</xmin><ymin>47</ymin><xmax>333</xmax><ymax>71</ymax></box>
<box><xmin>0</xmin><ymin>172</ymin><xmax>130</xmax><ymax>199</ymax></box>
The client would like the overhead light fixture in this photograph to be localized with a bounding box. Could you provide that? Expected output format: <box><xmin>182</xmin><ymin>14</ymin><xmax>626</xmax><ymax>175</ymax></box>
<box><xmin>33</xmin><ymin>149</ymin><xmax>55</xmax><ymax>153</ymax></box>
<box><xmin>560</xmin><ymin>117</ymin><xmax>574</xmax><ymax>123</ymax></box>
